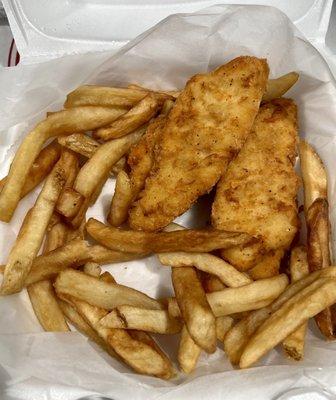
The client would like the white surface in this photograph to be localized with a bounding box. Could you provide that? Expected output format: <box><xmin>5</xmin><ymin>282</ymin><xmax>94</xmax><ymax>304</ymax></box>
<box><xmin>2</xmin><ymin>0</ymin><xmax>334</xmax><ymax>64</ymax></box>
<box><xmin>1</xmin><ymin>4</ymin><xmax>336</xmax><ymax>400</ymax></box>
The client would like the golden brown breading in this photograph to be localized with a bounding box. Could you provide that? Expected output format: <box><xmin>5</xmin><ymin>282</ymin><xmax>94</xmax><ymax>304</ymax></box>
<box><xmin>129</xmin><ymin>56</ymin><xmax>269</xmax><ymax>231</ymax></box>
<box><xmin>212</xmin><ymin>98</ymin><xmax>299</xmax><ymax>271</ymax></box>
<box><xmin>248</xmin><ymin>249</ymin><xmax>284</xmax><ymax>279</ymax></box>
<box><xmin>127</xmin><ymin>116</ymin><xmax>166</xmax><ymax>201</ymax></box>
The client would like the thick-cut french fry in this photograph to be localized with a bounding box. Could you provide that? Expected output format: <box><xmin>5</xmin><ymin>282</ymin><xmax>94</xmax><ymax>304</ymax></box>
<box><xmin>299</xmin><ymin>140</ymin><xmax>328</xmax><ymax>214</ymax></box>
<box><xmin>207</xmin><ymin>275</ymin><xmax>288</xmax><ymax>317</ymax></box>
<box><xmin>83</xmin><ymin>262</ymin><xmax>102</xmax><ymax>278</ymax></box>
<box><xmin>28</xmin><ymin>280</ymin><xmax>69</xmax><ymax>332</ymax></box>
<box><xmin>66</xmin><ymin>218</ymin><xmax>86</xmax><ymax>241</ymax></box>
<box><xmin>100</xmin><ymin>305</ymin><xmax>182</xmax><ymax>334</ymax></box>
<box><xmin>172</xmin><ymin>267</ymin><xmax>216</xmax><ymax>353</ymax></box>
<box><xmin>58</xmin><ymin>133</ymin><xmax>100</xmax><ymax>158</ymax></box>
<box><xmin>65</xmin><ymin>85</ymin><xmax>147</xmax><ymax>108</ymax></box>
<box><xmin>248</xmin><ymin>249</ymin><xmax>284</xmax><ymax>280</ymax></box>
<box><xmin>159</xmin><ymin>252</ymin><xmax>252</xmax><ymax>287</ymax></box>
<box><xmin>178</xmin><ymin>325</ymin><xmax>202</xmax><ymax>374</ymax></box>
<box><xmin>111</xmin><ymin>157</ymin><xmax>127</xmax><ymax>175</ymax></box>
<box><xmin>0</xmin><ymin>141</ymin><xmax>61</xmax><ymax>198</ymax></box>
<box><xmin>299</xmin><ymin>140</ymin><xmax>335</xmax><ymax>339</ymax></box>
<box><xmin>61</xmin><ymin>294</ymin><xmax>174</xmax><ymax>379</ymax></box>
<box><xmin>240</xmin><ymin>277</ymin><xmax>336</xmax><ymax>368</ymax></box>
<box><xmin>223</xmin><ymin>267</ymin><xmax>336</xmax><ymax>365</ymax></box>
<box><xmin>56</xmin><ymin>187</ymin><xmax>84</xmax><ymax>219</ymax></box>
<box><xmin>25</xmin><ymin>239</ymin><xmax>144</xmax><ymax>286</ymax></box>
<box><xmin>282</xmin><ymin>246</ymin><xmax>309</xmax><ymax>360</ymax></box>
<box><xmin>73</xmin><ymin>128</ymin><xmax>144</xmax><ymax>202</ymax></box>
<box><xmin>43</xmin><ymin>219</ymin><xmax>68</xmax><ymax>253</ymax></box>
<box><xmin>0</xmin><ymin>106</ymin><xmax>126</xmax><ymax>222</ymax></box>
<box><xmin>95</xmin><ymin>94</ymin><xmax>161</xmax><ymax>140</ymax></box>
<box><xmin>54</xmin><ymin>269</ymin><xmax>162</xmax><ymax>310</ymax></box>
<box><xmin>262</xmin><ymin>72</ymin><xmax>299</xmax><ymax>102</ymax></box>
<box><xmin>1</xmin><ymin>155</ymin><xmax>69</xmax><ymax>294</ymax></box>
<box><xmin>216</xmin><ymin>316</ymin><xmax>234</xmax><ymax>342</ymax></box>
<box><xmin>86</xmin><ymin>218</ymin><xmax>254</xmax><ymax>254</ymax></box>
<box><xmin>107</xmin><ymin>171</ymin><xmax>133</xmax><ymax>226</ymax></box>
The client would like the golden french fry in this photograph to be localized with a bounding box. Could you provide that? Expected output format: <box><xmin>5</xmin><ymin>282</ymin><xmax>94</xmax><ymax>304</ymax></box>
<box><xmin>111</xmin><ymin>157</ymin><xmax>127</xmax><ymax>175</ymax></box>
<box><xmin>56</xmin><ymin>187</ymin><xmax>84</xmax><ymax>219</ymax></box>
<box><xmin>172</xmin><ymin>267</ymin><xmax>216</xmax><ymax>353</ymax></box>
<box><xmin>206</xmin><ymin>274</ymin><xmax>288</xmax><ymax>316</ymax></box>
<box><xmin>54</xmin><ymin>269</ymin><xmax>162</xmax><ymax>310</ymax></box>
<box><xmin>100</xmin><ymin>305</ymin><xmax>182</xmax><ymax>334</ymax></box>
<box><xmin>25</xmin><ymin>239</ymin><xmax>144</xmax><ymax>286</ymax></box>
<box><xmin>223</xmin><ymin>267</ymin><xmax>336</xmax><ymax>365</ymax></box>
<box><xmin>43</xmin><ymin>218</ymin><xmax>68</xmax><ymax>253</ymax></box>
<box><xmin>178</xmin><ymin>325</ymin><xmax>202</xmax><ymax>374</ymax></box>
<box><xmin>0</xmin><ymin>106</ymin><xmax>126</xmax><ymax>222</ymax></box>
<box><xmin>167</xmin><ymin>297</ymin><xmax>181</xmax><ymax>319</ymax></box>
<box><xmin>95</xmin><ymin>94</ymin><xmax>160</xmax><ymax>140</ymax></box>
<box><xmin>248</xmin><ymin>249</ymin><xmax>284</xmax><ymax>280</ymax></box>
<box><xmin>158</xmin><ymin>252</ymin><xmax>252</xmax><ymax>287</ymax></box>
<box><xmin>107</xmin><ymin>171</ymin><xmax>133</xmax><ymax>226</ymax></box>
<box><xmin>282</xmin><ymin>246</ymin><xmax>309</xmax><ymax>360</ymax></box>
<box><xmin>240</xmin><ymin>277</ymin><xmax>336</xmax><ymax>368</ymax></box>
<box><xmin>83</xmin><ymin>262</ymin><xmax>102</xmax><ymax>278</ymax></box>
<box><xmin>61</xmin><ymin>294</ymin><xmax>174</xmax><ymax>379</ymax></box>
<box><xmin>58</xmin><ymin>133</ymin><xmax>100</xmax><ymax>158</ymax></box>
<box><xmin>216</xmin><ymin>316</ymin><xmax>234</xmax><ymax>342</ymax></box>
<box><xmin>1</xmin><ymin>154</ymin><xmax>69</xmax><ymax>294</ymax></box>
<box><xmin>86</xmin><ymin>218</ymin><xmax>254</xmax><ymax>254</ymax></box>
<box><xmin>65</xmin><ymin>85</ymin><xmax>147</xmax><ymax>108</ymax></box>
<box><xmin>66</xmin><ymin>218</ymin><xmax>86</xmax><ymax>241</ymax></box>
<box><xmin>74</xmin><ymin>128</ymin><xmax>144</xmax><ymax>200</ymax></box>
<box><xmin>262</xmin><ymin>72</ymin><xmax>299</xmax><ymax>102</ymax></box>
<box><xmin>299</xmin><ymin>139</ymin><xmax>328</xmax><ymax>213</ymax></box>
<box><xmin>28</xmin><ymin>280</ymin><xmax>69</xmax><ymax>332</ymax></box>
<box><xmin>0</xmin><ymin>141</ymin><xmax>61</xmax><ymax>198</ymax></box>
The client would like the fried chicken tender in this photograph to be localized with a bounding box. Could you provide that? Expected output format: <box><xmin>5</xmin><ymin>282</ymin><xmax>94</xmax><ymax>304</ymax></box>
<box><xmin>212</xmin><ymin>98</ymin><xmax>299</xmax><ymax>271</ymax></box>
<box><xmin>129</xmin><ymin>56</ymin><xmax>269</xmax><ymax>231</ymax></box>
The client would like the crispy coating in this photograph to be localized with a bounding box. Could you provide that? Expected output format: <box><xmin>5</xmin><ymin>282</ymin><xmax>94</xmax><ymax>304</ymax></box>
<box><xmin>212</xmin><ymin>98</ymin><xmax>299</xmax><ymax>270</ymax></box>
<box><xmin>129</xmin><ymin>56</ymin><xmax>269</xmax><ymax>231</ymax></box>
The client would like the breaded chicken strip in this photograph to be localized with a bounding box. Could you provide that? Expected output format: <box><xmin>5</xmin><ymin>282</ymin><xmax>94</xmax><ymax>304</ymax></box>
<box><xmin>212</xmin><ymin>98</ymin><xmax>299</xmax><ymax>271</ymax></box>
<box><xmin>129</xmin><ymin>56</ymin><xmax>269</xmax><ymax>231</ymax></box>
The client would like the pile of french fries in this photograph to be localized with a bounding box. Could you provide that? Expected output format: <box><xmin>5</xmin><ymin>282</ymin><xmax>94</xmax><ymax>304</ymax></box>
<box><xmin>0</xmin><ymin>69</ymin><xmax>335</xmax><ymax>379</ymax></box>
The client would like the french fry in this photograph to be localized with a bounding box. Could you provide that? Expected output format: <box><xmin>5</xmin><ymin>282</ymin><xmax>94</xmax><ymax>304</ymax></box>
<box><xmin>100</xmin><ymin>305</ymin><xmax>182</xmax><ymax>334</ymax></box>
<box><xmin>107</xmin><ymin>171</ymin><xmax>133</xmax><ymax>226</ymax></box>
<box><xmin>94</xmin><ymin>94</ymin><xmax>161</xmax><ymax>140</ymax></box>
<box><xmin>73</xmin><ymin>128</ymin><xmax>144</xmax><ymax>199</ymax></box>
<box><xmin>1</xmin><ymin>154</ymin><xmax>70</xmax><ymax>294</ymax></box>
<box><xmin>86</xmin><ymin>218</ymin><xmax>254</xmax><ymax>254</ymax></box>
<box><xmin>58</xmin><ymin>133</ymin><xmax>100</xmax><ymax>158</ymax></box>
<box><xmin>56</xmin><ymin>187</ymin><xmax>84</xmax><ymax>219</ymax></box>
<box><xmin>25</xmin><ymin>239</ymin><xmax>144</xmax><ymax>285</ymax></box>
<box><xmin>111</xmin><ymin>157</ymin><xmax>127</xmax><ymax>175</ymax></box>
<box><xmin>178</xmin><ymin>325</ymin><xmax>202</xmax><ymax>374</ymax></box>
<box><xmin>0</xmin><ymin>106</ymin><xmax>126</xmax><ymax>222</ymax></box>
<box><xmin>83</xmin><ymin>262</ymin><xmax>102</xmax><ymax>278</ymax></box>
<box><xmin>299</xmin><ymin>140</ymin><xmax>328</xmax><ymax>214</ymax></box>
<box><xmin>172</xmin><ymin>267</ymin><xmax>216</xmax><ymax>353</ymax></box>
<box><xmin>216</xmin><ymin>316</ymin><xmax>234</xmax><ymax>342</ymax></box>
<box><xmin>65</xmin><ymin>85</ymin><xmax>147</xmax><ymax>108</ymax></box>
<box><xmin>223</xmin><ymin>267</ymin><xmax>336</xmax><ymax>365</ymax></box>
<box><xmin>282</xmin><ymin>246</ymin><xmax>309</xmax><ymax>360</ymax></box>
<box><xmin>248</xmin><ymin>249</ymin><xmax>284</xmax><ymax>280</ymax></box>
<box><xmin>60</xmin><ymin>294</ymin><xmax>174</xmax><ymax>379</ymax></box>
<box><xmin>43</xmin><ymin>218</ymin><xmax>68</xmax><ymax>253</ymax></box>
<box><xmin>262</xmin><ymin>72</ymin><xmax>299</xmax><ymax>102</ymax></box>
<box><xmin>299</xmin><ymin>140</ymin><xmax>335</xmax><ymax>339</ymax></box>
<box><xmin>0</xmin><ymin>141</ymin><xmax>61</xmax><ymax>198</ymax></box>
<box><xmin>240</xmin><ymin>277</ymin><xmax>336</xmax><ymax>368</ymax></box>
<box><xmin>54</xmin><ymin>269</ymin><xmax>163</xmax><ymax>310</ymax></box>
<box><xmin>158</xmin><ymin>252</ymin><xmax>252</xmax><ymax>287</ymax></box>
<box><xmin>205</xmin><ymin>274</ymin><xmax>288</xmax><ymax>316</ymax></box>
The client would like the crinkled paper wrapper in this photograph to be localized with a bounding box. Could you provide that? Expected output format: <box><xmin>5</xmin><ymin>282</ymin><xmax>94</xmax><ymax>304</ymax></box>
<box><xmin>1</xmin><ymin>5</ymin><xmax>336</xmax><ymax>400</ymax></box>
